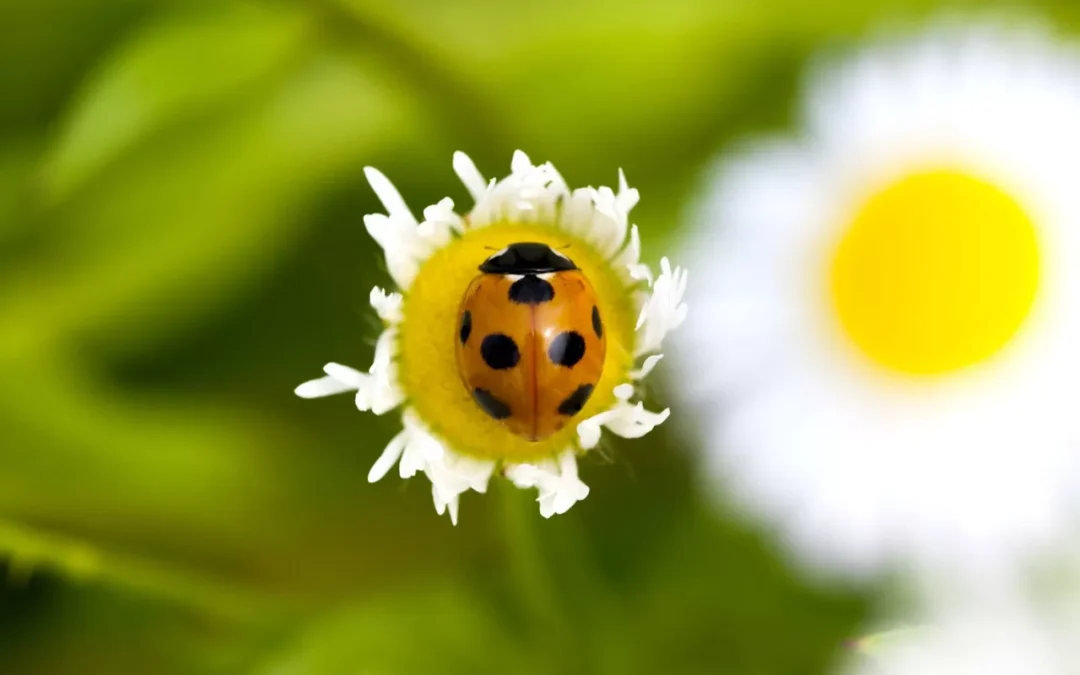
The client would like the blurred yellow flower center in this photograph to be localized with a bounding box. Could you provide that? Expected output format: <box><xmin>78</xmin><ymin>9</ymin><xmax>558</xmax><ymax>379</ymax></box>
<box><xmin>398</xmin><ymin>223</ymin><xmax>636</xmax><ymax>462</ymax></box>
<box><xmin>829</xmin><ymin>170</ymin><xmax>1040</xmax><ymax>376</ymax></box>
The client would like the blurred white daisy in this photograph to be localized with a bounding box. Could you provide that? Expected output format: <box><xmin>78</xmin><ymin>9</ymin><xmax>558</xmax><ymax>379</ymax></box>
<box><xmin>677</xmin><ymin>21</ymin><xmax>1080</xmax><ymax>582</ymax></box>
<box><xmin>844</xmin><ymin>594</ymin><xmax>1080</xmax><ymax>675</ymax></box>
<box><xmin>296</xmin><ymin>151</ymin><xmax>686</xmax><ymax>523</ymax></box>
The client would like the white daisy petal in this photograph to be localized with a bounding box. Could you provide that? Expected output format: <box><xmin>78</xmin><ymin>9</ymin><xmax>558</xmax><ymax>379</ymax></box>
<box><xmin>677</xmin><ymin>20</ymin><xmax>1080</xmax><ymax>583</ymax></box>
<box><xmin>294</xmin><ymin>375</ymin><xmax>354</xmax><ymax>399</ymax></box>
<box><xmin>635</xmin><ymin>257</ymin><xmax>689</xmax><ymax>356</ymax></box>
<box><xmin>447</xmin><ymin>453</ymin><xmax>497</xmax><ymax>494</ymax></box>
<box><xmin>561</xmin><ymin>190</ymin><xmax>595</xmax><ymax>239</ymax></box>
<box><xmin>577</xmin><ymin>384</ymin><xmax>670</xmax><ymax>449</ymax></box>
<box><xmin>616</xmin><ymin>168</ymin><xmax>640</xmax><ymax>213</ymax></box>
<box><xmin>364</xmin><ymin>167</ymin><xmax>465</xmax><ymax>289</ymax></box>
<box><xmin>613</xmin><ymin>225</ymin><xmax>653</xmax><ymax>284</ymax></box>
<box><xmin>844</xmin><ymin>594</ymin><xmax>1080</xmax><ymax>675</ymax></box>
<box><xmin>548</xmin><ymin>452</ymin><xmax>590</xmax><ymax>516</ymax></box>
<box><xmin>369</xmin><ymin>287</ymin><xmax>403</xmax><ymax>324</ymax></box>
<box><xmin>363</xmin><ymin>166</ymin><xmax>417</xmax><ymax>226</ymax></box>
<box><xmin>354</xmin><ymin>378</ymin><xmax>402</xmax><ymax>415</ymax></box>
<box><xmin>510</xmin><ymin>150</ymin><xmax>533</xmax><ymax>174</ymax></box>
<box><xmin>421</xmin><ymin>197</ymin><xmax>466</xmax><ymax>238</ymax></box>
<box><xmin>397</xmin><ymin>413</ymin><xmax>442</xmax><ymax>479</ymax></box>
<box><xmin>587</xmin><ymin>186</ymin><xmax>631</xmax><ymax>258</ymax></box>
<box><xmin>432</xmin><ymin>485</ymin><xmax>460</xmax><ymax>526</ymax></box>
<box><xmin>361</xmin><ymin>213</ymin><xmax>396</xmax><ymax>252</ymax></box>
<box><xmin>606</xmin><ymin>404</ymin><xmax>671</xmax><ymax>439</ymax></box>
<box><xmin>453</xmin><ymin>151</ymin><xmax>488</xmax><ymax>203</ymax></box>
<box><xmin>372</xmin><ymin>411</ymin><xmax>495</xmax><ymax>523</ymax></box>
<box><xmin>368</xmin><ymin>429</ymin><xmax>408</xmax><ymax>483</ymax></box>
<box><xmin>631</xmin><ymin>354</ymin><xmax>664</xmax><ymax>380</ymax></box>
<box><xmin>322</xmin><ymin>362</ymin><xmax>367</xmax><ymax>388</ymax></box>
<box><xmin>296</xmin><ymin>362</ymin><xmax>383</xmax><ymax>401</ymax></box>
<box><xmin>447</xmin><ymin>496</ymin><xmax>459</xmax><ymax>526</ymax></box>
<box><xmin>363</xmin><ymin>214</ymin><xmax>421</xmax><ymax>288</ymax></box>
<box><xmin>628</xmin><ymin>263</ymin><xmax>653</xmax><ymax>283</ymax></box>
<box><xmin>575</xmin><ymin>417</ymin><xmax>605</xmax><ymax>451</ymax></box>
<box><xmin>506</xmin><ymin>451</ymin><xmax>590</xmax><ymax>518</ymax></box>
<box><xmin>335</xmin><ymin>330</ymin><xmax>403</xmax><ymax>416</ymax></box>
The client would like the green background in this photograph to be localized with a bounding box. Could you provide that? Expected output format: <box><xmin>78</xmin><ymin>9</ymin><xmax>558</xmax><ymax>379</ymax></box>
<box><xmin>2</xmin><ymin>1</ymin><xmax>1073</xmax><ymax>673</ymax></box>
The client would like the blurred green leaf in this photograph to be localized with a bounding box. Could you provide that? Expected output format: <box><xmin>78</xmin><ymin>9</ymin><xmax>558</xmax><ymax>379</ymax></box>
<box><xmin>0</xmin><ymin>351</ymin><xmax>288</xmax><ymax>554</ymax></box>
<box><xmin>260</xmin><ymin>585</ymin><xmax>525</xmax><ymax>675</ymax></box>
<box><xmin>2</xmin><ymin>45</ymin><xmax>433</xmax><ymax>355</ymax></box>
<box><xmin>0</xmin><ymin>518</ymin><xmax>287</xmax><ymax>623</ymax></box>
<box><xmin>0</xmin><ymin>0</ymin><xmax>168</xmax><ymax>136</ymax></box>
<box><xmin>0</xmin><ymin>143</ymin><xmax>38</xmax><ymax>243</ymax></box>
<box><xmin>0</xmin><ymin>578</ymin><xmax>277</xmax><ymax>675</ymax></box>
<box><xmin>41</xmin><ymin>2</ymin><xmax>314</xmax><ymax>201</ymax></box>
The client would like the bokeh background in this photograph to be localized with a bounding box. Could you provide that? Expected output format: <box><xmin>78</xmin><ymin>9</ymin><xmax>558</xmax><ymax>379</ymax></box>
<box><xmin>4</xmin><ymin>1</ymin><xmax>1079</xmax><ymax>673</ymax></box>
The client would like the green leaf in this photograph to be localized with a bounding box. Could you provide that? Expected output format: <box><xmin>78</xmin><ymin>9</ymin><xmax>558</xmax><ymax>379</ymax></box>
<box><xmin>0</xmin><ymin>579</ymin><xmax>277</xmax><ymax>675</ymax></box>
<box><xmin>0</xmin><ymin>142</ymin><xmax>39</xmax><ymax>245</ymax></box>
<box><xmin>40</xmin><ymin>2</ymin><xmax>314</xmax><ymax>200</ymax></box>
<box><xmin>2</xmin><ymin>45</ymin><xmax>431</xmax><ymax>354</ymax></box>
<box><xmin>0</xmin><ymin>352</ymin><xmax>289</xmax><ymax>550</ymax></box>
<box><xmin>260</xmin><ymin>585</ymin><xmax>527</xmax><ymax>675</ymax></box>
<box><xmin>0</xmin><ymin>518</ymin><xmax>286</xmax><ymax>624</ymax></box>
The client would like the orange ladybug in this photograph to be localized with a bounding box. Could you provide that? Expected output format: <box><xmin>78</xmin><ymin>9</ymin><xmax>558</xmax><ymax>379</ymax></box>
<box><xmin>456</xmin><ymin>242</ymin><xmax>607</xmax><ymax>441</ymax></box>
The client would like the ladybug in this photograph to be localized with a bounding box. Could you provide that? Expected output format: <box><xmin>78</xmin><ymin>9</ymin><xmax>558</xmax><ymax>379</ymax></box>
<box><xmin>456</xmin><ymin>242</ymin><xmax>607</xmax><ymax>441</ymax></box>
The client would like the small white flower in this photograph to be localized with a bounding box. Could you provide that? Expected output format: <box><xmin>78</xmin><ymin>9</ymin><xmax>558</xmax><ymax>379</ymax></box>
<box><xmin>676</xmin><ymin>20</ymin><xmax>1080</xmax><ymax>581</ymax></box>
<box><xmin>296</xmin><ymin>151</ymin><xmax>685</xmax><ymax>522</ymax></box>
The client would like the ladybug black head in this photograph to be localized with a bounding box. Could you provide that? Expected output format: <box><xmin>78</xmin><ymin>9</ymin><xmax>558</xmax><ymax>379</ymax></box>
<box><xmin>479</xmin><ymin>242</ymin><xmax>578</xmax><ymax>274</ymax></box>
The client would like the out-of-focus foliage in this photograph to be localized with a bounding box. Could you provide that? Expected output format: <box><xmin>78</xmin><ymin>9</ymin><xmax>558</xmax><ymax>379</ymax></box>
<box><xmin>6</xmin><ymin>0</ymin><xmax>1075</xmax><ymax>673</ymax></box>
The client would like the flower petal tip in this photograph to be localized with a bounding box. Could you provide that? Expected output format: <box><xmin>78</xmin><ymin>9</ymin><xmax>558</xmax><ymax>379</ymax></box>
<box><xmin>364</xmin><ymin>166</ymin><xmax>416</xmax><ymax>224</ymax></box>
<box><xmin>511</xmin><ymin>150</ymin><xmax>533</xmax><ymax>172</ymax></box>
<box><xmin>294</xmin><ymin>378</ymin><xmax>335</xmax><ymax>398</ymax></box>
<box><xmin>453</xmin><ymin>151</ymin><xmax>487</xmax><ymax>201</ymax></box>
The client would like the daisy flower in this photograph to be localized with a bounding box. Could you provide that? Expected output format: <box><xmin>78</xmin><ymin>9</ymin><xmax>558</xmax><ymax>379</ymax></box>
<box><xmin>843</xmin><ymin>594</ymin><xmax>1080</xmax><ymax>675</ymax></box>
<box><xmin>296</xmin><ymin>151</ymin><xmax>686</xmax><ymax>523</ymax></box>
<box><xmin>676</xmin><ymin>21</ymin><xmax>1080</xmax><ymax>582</ymax></box>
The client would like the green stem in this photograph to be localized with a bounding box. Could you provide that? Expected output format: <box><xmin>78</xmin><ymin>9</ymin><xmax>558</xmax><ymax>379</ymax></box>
<box><xmin>495</xmin><ymin>483</ymin><xmax>563</xmax><ymax>633</ymax></box>
<box><xmin>0</xmin><ymin>518</ymin><xmax>292</xmax><ymax>624</ymax></box>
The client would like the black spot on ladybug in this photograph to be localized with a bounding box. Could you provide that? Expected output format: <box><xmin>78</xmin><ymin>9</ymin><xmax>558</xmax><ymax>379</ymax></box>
<box><xmin>481</xmin><ymin>333</ymin><xmax>520</xmax><ymax>370</ymax></box>
<box><xmin>591</xmin><ymin>305</ymin><xmax>603</xmax><ymax>339</ymax></box>
<box><xmin>508</xmin><ymin>275</ymin><xmax>555</xmax><ymax>304</ymax></box>
<box><xmin>548</xmin><ymin>331</ymin><xmax>586</xmax><ymax>368</ymax></box>
<box><xmin>473</xmin><ymin>388</ymin><xmax>511</xmax><ymax>420</ymax></box>
<box><xmin>557</xmin><ymin>384</ymin><xmax>594</xmax><ymax>416</ymax></box>
<box><xmin>459</xmin><ymin>311</ymin><xmax>472</xmax><ymax>344</ymax></box>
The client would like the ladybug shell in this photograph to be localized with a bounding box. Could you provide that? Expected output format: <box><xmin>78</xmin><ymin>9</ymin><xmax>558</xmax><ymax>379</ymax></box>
<box><xmin>456</xmin><ymin>271</ymin><xmax>607</xmax><ymax>441</ymax></box>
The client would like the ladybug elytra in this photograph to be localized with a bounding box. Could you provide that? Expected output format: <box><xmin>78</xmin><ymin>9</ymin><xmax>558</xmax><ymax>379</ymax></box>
<box><xmin>455</xmin><ymin>242</ymin><xmax>607</xmax><ymax>441</ymax></box>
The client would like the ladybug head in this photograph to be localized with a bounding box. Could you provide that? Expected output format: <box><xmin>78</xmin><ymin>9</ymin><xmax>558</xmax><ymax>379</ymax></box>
<box><xmin>479</xmin><ymin>242</ymin><xmax>578</xmax><ymax>274</ymax></box>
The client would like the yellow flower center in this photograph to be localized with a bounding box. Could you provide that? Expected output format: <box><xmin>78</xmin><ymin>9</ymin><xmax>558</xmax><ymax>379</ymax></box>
<box><xmin>828</xmin><ymin>170</ymin><xmax>1041</xmax><ymax>376</ymax></box>
<box><xmin>399</xmin><ymin>223</ymin><xmax>637</xmax><ymax>462</ymax></box>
